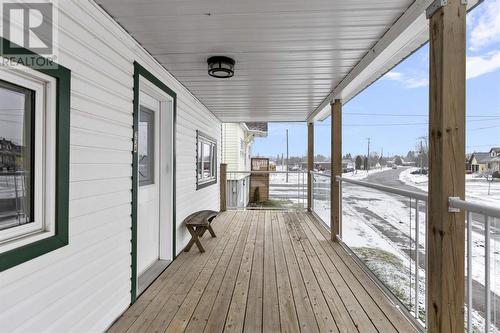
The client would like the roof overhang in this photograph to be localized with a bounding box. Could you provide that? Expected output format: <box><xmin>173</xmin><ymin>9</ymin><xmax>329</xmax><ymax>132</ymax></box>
<box><xmin>95</xmin><ymin>0</ymin><xmax>479</xmax><ymax>123</ymax></box>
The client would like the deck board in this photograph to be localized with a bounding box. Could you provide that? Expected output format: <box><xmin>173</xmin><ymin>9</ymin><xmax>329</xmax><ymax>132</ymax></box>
<box><xmin>108</xmin><ymin>210</ymin><xmax>418</xmax><ymax>333</ymax></box>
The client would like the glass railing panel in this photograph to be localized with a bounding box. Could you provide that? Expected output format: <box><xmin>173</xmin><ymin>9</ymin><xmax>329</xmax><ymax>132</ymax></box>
<box><xmin>340</xmin><ymin>178</ymin><xmax>427</xmax><ymax>327</ymax></box>
<box><xmin>311</xmin><ymin>172</ymin><xmax>331</xmax><ymax>227</ymax></box>
<box><xmin>226</xmin><ymin>171</ymin><xmax>307</xmax><ymax>210</ymax></box>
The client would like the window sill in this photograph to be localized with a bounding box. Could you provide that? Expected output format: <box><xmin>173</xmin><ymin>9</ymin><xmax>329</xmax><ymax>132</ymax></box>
<box><xmin>0</xmin><ymin>233</ymin><xmax>67</xmax><ymax>271</ymax></box>
<box><xmin>196</xmin><ymin>179</ymin><xmax>217</xmax><ymax>190</ymax></box>
<box><xmin>0</xmin><ymin>228</ymin><xmax>54</xmax><ymax>254</ymax></box>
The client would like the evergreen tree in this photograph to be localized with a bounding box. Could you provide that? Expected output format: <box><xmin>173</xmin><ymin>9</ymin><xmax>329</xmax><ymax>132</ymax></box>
<box><xmin>355</xmin><ymin>155</ymin><xmax>363</xmax><ymax>170</ymax></box>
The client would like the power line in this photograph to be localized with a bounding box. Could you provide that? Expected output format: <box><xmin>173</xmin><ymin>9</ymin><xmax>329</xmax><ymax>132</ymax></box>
<box><xmin>466</xmin><ymin>144</ymin><xmax>500</xmax><ymax>148</ymax></box>
<box><xmin>343</xmin><ymin>112</ymin><xmax>500</xmax><ymax>118</ymax></box>
<box><xmin>469</xmin><ymin>125</ymin><xmax>500</xmax><ymax>131</ymax></box>
<box><xmin>312</xmin><ymin>118</ymin><xmax>498</xmax><ymax>127</ymax></box>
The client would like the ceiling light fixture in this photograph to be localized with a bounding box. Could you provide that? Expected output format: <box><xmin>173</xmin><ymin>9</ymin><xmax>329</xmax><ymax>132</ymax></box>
<box><xmin>207</xmin><ymin>56</ymin><xmax>235</xmax><ymax>78</ymax></box>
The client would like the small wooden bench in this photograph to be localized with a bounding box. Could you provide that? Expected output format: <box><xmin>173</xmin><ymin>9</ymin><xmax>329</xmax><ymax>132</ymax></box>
<box><xmin>183</xmin><ymin>210</ymin><xmax>218</xmax><ymax>253</ymax></box>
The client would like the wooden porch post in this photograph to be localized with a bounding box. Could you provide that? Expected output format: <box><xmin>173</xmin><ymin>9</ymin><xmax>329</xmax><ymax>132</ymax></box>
<box><xmin>427</xmin><ymin>0</ymin><xmax>466</xmax><ymax>331</ymax></box>
<box><xmin>220</xmin><ymin>163</ymin><xmax>227</xmax><ymax>212</ymax></box>
<box><xmin>331</xmin><ymin>99</ymin><xmax>342</xmax><ymax>241</ymax></box>
<box><xmin>307</xmin><ymin>122</ymin><xmax>314</xmax><ymax>212</ymax></box>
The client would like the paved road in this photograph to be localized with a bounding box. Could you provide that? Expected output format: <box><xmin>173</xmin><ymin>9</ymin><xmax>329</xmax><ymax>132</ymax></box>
<box><xmin>363</xmin><ymin>167</ymin><xmax>499</xmax><ymax>328</ymax></box>
<box><xmin>366</xmin><ymin>167</ymin><xmax>500</xmax><ymax>238</ymax></box>
<box><xmin>365</xmin><ymin>167</ymin><xmax>425</xmax><ymax>192</ymax></box>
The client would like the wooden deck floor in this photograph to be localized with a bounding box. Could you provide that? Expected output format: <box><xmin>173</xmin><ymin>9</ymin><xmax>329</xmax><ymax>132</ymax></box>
<box><xmin>109</xmin><ymin>210</ymin><xmax>418</xmax><ymax>333</ymax></box>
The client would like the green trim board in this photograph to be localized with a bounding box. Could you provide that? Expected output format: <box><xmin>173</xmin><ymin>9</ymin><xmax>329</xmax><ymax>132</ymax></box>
<box><xmin>195</xmin><ymin>130</ymin><xmax>218</xmax><ymax>190</ymax></box>
<box><xmin>0</xmin><ymin>37</ymin><xmax>71</xmax><ymax>272</ymax></box>
<box><xmin>131</xmin><ymin>61</ymin><xmax>177</xmax><ymax>304</ymax></box>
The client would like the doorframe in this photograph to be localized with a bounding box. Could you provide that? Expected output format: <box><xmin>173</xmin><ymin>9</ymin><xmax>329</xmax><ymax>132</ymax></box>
<box><xmin>132</xmin><ymin>61</ymin><xmax>177</xmax><ymax>304</ymax></box>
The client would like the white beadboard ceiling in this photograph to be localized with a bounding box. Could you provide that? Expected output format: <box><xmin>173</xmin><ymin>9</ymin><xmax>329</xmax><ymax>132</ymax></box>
<box><xmin>95</xmin><ymin>0</ymin><xmax>419</xmax><ymax>122</ymax></box>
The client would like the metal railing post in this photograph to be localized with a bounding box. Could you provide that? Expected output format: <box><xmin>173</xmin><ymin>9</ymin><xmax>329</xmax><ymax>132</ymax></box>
<box><xmin>310</xmin><ymin>172</ymin><xmax>314</xmax><ymax>211</ymax></box>
<box><xmin>467</xmin><ymin>211</ymin><xmax>473</xmax><ymax>333</ymax></box>
<box><xmin>485</xmin><ymin>215</ymin><xmax>491</xmax><ymax>333</ymax></box>
<box><xmin>415</xmin><ymin>199</ymin><xmax>420</xmax><ymax>320</ymax></box>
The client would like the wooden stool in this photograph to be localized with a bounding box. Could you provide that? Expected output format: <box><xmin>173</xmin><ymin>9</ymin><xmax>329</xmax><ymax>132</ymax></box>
<box><xmin>184</xmin><ymin>210</ymin><xmax>218</xmax><ymax>253</ymax></box>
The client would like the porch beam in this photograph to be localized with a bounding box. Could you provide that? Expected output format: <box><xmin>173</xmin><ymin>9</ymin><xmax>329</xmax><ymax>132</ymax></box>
<box><xmin>220</xmin><ymin>163</ymin><xmax>227</xmax><ymax>212</ymax></box>
<box><xmin>331</xmin><ymin>99</ymin><xmax>342</xmax><ymax>241</ymax></box>
<box><xmin>427</xmin><ymin>0</ymin><xmax>466</xmax><ymax>331</ymax></box>
<box><xmin>307</xmin><ymin>122</ymin><xmax>314</xmax><ymax>212</ymax></box>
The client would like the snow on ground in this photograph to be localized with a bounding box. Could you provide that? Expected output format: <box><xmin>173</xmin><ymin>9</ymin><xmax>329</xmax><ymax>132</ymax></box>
<box><xmin>341</xmin><ymin>184</ymin><xmax>500</xmax><ymax>331</ymax></box>
<box><xmin>342</xmin><ymin>167</ymin><xmax>392</xmax><ymax>181</ymax></box>
<box><xmin>399</xmin><ymin>169</ymin><xmax>500</xmax><ymax>315</ymax></box>
<box><xmin>312</xmin><ymin>169</ymin><xmax>500</xmax><ymax>331</ymax></box>
<box><xmin>267</xmin><ymin>171</ymin><xmax>308</xmax><ymax>208</ymax></box>
<box><xmin>399</xmin><ymin>167</ymin><xmax>500</xmax><ymax>206</ymax></box>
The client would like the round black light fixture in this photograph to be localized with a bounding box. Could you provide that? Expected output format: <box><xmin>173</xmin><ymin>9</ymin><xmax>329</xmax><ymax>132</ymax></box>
<box><xmin>207</xmin><ymin>56</ymin><xmax>235</xmax><ymax>78</ymax></box>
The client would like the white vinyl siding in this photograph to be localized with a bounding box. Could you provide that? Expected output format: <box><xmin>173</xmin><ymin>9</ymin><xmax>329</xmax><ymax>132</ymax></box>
<box><xmin>0</xmin><ymin>1</ymin><xmax>220</xmax><ymax>332</ymax></box>
<box><xmin>222</xmin><ymin>123</ymin><xmax>251</xmax><ymax>175</ymax></box>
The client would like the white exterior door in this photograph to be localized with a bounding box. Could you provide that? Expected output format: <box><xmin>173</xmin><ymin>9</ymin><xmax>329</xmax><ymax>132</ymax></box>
<box><xmin>137</xmin><ymin>92</ymin><xmax>161</xmax><ymax>276</ymax></box>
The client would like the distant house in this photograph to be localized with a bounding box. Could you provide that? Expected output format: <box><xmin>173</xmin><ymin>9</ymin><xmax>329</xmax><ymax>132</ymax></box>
<box><xmin>222</xmin><ymin>123</ymin><xmax>267</xmax><ymax>207</ymax></box>
<box><xmin>310</xmin><ymin>160</ymin><xmax>353</xmax><ymax>173</ymax></box>
<box><xmin>0</xmin><ymin>138</ymin><xmax>22</xmax><ymax>172</ymax></box>
<box><xmin>488</xmin><ymin>148</ymin><xmax>500</xmax><ymax>172</ymax></box>
<box><xmin>342</xmin><ymin>159</ymin><xmax>354</xmax><ymax>173</ymax></box>
<box><xmin>467</xmin><ymin>151</ymin><xmax>497</xmax><ymax>173</ymax></box>
<box><xmin>314</xmin><ymin>161</ymin><xmax>331</xmax><ymax>172</ymax></box>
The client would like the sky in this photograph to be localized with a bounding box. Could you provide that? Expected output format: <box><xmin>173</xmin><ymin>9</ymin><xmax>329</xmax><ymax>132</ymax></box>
<box><xmin>253</xmin><ymin>0</ymin><xmax>500</xmax><ymax>158</ymax></box>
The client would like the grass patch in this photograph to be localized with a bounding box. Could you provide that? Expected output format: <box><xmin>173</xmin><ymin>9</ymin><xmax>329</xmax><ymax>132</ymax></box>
<box><xmin>248</xmin><ymin>199</ymin><xmax>291</xmax><ymax>208</ymax></box>
<box><xmin>352</xmin><ymin>246</ymin><xmax>421</xmax><ymax>318</ymax></box>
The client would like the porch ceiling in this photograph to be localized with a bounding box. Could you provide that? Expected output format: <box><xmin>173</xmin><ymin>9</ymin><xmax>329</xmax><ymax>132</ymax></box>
<box><xmin>96</xmin><ymin>0</ymin><xmax>414</xmax><ymax>122</ymax></box>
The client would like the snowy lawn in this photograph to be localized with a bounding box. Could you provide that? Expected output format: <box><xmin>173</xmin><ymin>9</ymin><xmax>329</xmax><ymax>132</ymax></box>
<box><xmin>399</xmin><ymin>167</ymin><xmax>500</xmax><ymax>206</ymax></box>
<box><xmin>342</xmin><ymin>183</ymin><xmax>500</xmax><ymax>332</ymax></box>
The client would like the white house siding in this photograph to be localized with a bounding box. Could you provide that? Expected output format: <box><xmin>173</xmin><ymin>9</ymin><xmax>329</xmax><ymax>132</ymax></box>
<box><xmin>222</xmin><ymin>123</ymin><xmax>240</xmax><ymax>172</ymax></box>
<box><xmin>0</xmin><ymin>1</ymin><xmax>220</xmax><ymax>332</ymax></box>
<box><xmin>222</xmin><ymin>123</ymin><xmax>250</xmax><ymax>175</ymax></box>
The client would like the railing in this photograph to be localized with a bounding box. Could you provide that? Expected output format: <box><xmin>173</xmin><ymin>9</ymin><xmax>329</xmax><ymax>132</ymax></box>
<box><xmin>336</xmin><ymin>175</ymin><xmax>428</xmax><ymax>329</ymax></box>
<box><xmin>0</xmin><ymin>171</ymin><xmax>30</xmax><ymax>230</ymax></box>
<box><xmin>310</xmin><ymin>171</ymin><xmax>331</xmax><ymax>226</ymax></box>
<box><xmin>225</xmin><ymin>170</ymin><xmax>307</xmax><ymax>210</ymax></box>
<box><xmin>449</xmin><ymin>197</ymin><xmax>500</xmax><ymax>333</ymax></box>
<box><xmin>328</xmin><ymin>174</ymin><xmax>500</xmax><ymax>333</ymax></box>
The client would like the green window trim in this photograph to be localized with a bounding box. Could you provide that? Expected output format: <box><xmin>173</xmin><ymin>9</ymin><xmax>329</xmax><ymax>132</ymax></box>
<box><xmin>0</xmin><ymin>37</ymin><xmax>71</xmax><ymax>272</ymax></box>
<box><xmin>196</xmin><ymin>130</ymin><xmax>218</xmax><ymax>190</ymax></box>
<box><xmin>132</xmin><ymin>61</ymin><xmax>177</xmax><ymax>304</ymax></box>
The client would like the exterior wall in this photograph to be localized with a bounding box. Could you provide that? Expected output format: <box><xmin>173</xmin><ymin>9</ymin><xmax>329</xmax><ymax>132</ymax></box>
<box><xmin>222</xmin><ymin>123</ymin><xmax>252</xmax><ymax>178</ymax></box>
<box><xmin>227</xmin><ymin>177</ymin><xmax>250</xmax><ymax>208</ymax></box>
<box><xmin>0</xmin><ymin>1</ymin><xmax>220</xmax><ymax>332</ymax></box>
<box><xmin>222</xmin><ymin>124</ymin><xmax>254</xmax><ymax>207</ymax></box>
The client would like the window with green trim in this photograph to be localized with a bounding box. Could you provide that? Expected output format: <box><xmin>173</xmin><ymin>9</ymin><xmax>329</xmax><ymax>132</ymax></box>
<box><xmin>0</xmin><ymin>38</ymin><xmax>70</xmax><ymax>272</ymax></box>
<box><xmin>196</xmin><ymin>130</ymin><xmax>217</xmax><ymax>189</ymax></box>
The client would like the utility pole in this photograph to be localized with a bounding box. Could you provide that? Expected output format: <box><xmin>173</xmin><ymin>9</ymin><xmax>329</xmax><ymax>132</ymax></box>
<box><xmin>286</xmin><ymin>129</ymin><xmax>289</xmax><ymax>183</ymax></box>
<box><xmin>366</xmin><ymin>137</ymin><xmax>371</xmax><ymax>171</ymax></box>
<box><xmin>380</xmin><ymin>147</ymin><xmax>384</xmax><ymax>169</ymax></box>
<box><xmin>420</xmin><ymin>140</ymin><xmax>424</xmax><ymax>173</ymax></box>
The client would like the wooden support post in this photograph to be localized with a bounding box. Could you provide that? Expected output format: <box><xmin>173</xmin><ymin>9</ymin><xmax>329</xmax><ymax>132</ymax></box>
<box><xmin>331</xmin><ymin>100</ymin><xmax>342</xmax><ymax>241</ymax></box>
<box><xmin>427</xmin><ymin>0</ymin><xmax>466</xmax><ymax>331</ymax></box>
<box><xmin>307</xmin><ymin>122</ymin><xmax>314</xmax><ymax>212</ymax></box>
<box><xmin>220</xmin><ymin>163</ymin><xmax>227</xmax><ymax>212</ymax></box>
